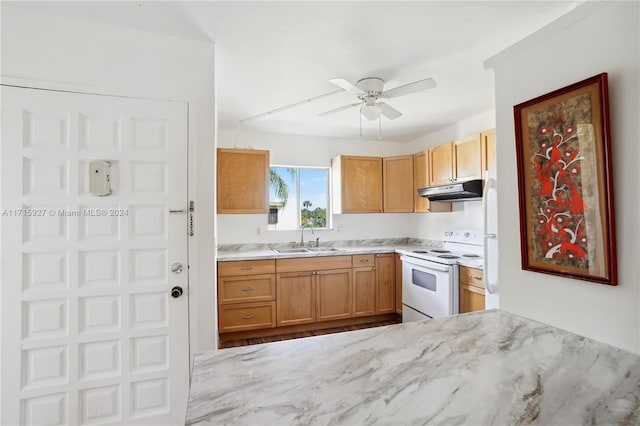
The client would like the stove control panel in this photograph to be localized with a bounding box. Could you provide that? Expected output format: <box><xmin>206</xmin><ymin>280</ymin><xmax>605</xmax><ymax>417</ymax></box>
<box><xmin>443</xmin><ymin>229</ymin><xmax>483</xmax><ymax>245</ymax></box>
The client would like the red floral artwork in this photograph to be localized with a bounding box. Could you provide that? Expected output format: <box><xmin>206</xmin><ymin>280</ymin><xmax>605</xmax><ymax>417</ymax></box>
<box><xmin>527</xmin><ymin>93</ymin><xmax>593</xmax><ymax>270</ymax></box>
<box><xmin>515</xmin><ymin>73</ymin><xmax>616</xmax><ymax>285</ymax></box>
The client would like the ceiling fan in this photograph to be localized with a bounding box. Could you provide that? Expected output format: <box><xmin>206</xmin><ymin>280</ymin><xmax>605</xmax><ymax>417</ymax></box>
<box><xmin>319</xmin><ymin>77</ymin><xmax>437</xmax><ymax>122</ymax></box>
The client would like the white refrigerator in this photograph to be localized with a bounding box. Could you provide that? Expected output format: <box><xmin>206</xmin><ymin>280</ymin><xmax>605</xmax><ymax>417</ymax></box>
<box><xmin>483</xmin><ymin>171</ymin><xmax>500</xmax><ymax>309</ymax></box>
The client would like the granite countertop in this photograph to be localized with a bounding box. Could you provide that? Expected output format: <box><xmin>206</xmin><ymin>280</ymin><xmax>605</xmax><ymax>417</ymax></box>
<box><xmin>186</xmin><ymin>310</ymin><xmax>639</xmax><ymax>425</ymax></box>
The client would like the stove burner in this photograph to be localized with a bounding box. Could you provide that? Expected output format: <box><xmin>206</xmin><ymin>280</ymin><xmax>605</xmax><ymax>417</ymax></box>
<box><xmin>412</xmin><ymin>250</ymin><xmax>430</xmax><ymax>254</ymax></box>
<box><xmin>462</xmin><ymin>254</ymin><xmax>481</xmax><ymax>258</ymax></box>
<box><xmin>438</xmin><ymin>254</ymin><xmax>460</xmax><ymax>259</ymax></box>
<box><xmin>429</xmin><ymin>249</ymin><xmax>451</xmax><ymax>254</ymax></box>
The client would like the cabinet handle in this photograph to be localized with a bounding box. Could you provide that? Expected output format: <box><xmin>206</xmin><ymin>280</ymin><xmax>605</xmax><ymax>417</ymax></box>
<box><xmin>240</xmin><ymin>287</ymin><xmax>255</xmax><ymax>292</ymax></box>
<box><xmin>471</xmin><ymin>276</ymin><xmax>482</xmax><ymax>280</ymax></box>
<box><xmin>360</xmin><ymin>259</ymin><xmax>369</xmax><ymax>263</ymax></box>
<box><xmin>240</xmin><ymin>266</ymin><xmax>253</xmax><ymax>271</ymax></box>
<box><xmin>372</xmin><ymin>267</ymin><xmax>376</xmax><ymax>271</ymax></box>
<box><xmin>241</xmin><ymin>314</ymin><xmax>254</xmax><ymax>320</ymax></box>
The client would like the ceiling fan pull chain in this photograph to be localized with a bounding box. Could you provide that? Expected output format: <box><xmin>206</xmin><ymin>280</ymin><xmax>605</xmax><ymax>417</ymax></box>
<box><xmin>378</xmin><ymin>115</ymin><xmax>382</xmax><ymax>140</ymax></box>
<box><xmin>359</xmin><ymin>107</ymin><xmax>363</xmax><ymax>138</ymax></box>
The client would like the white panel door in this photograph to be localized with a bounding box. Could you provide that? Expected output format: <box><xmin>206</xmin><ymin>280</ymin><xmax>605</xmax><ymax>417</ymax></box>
<box><xmin>1</xmin><ymin>85</ymin><xmax>190</xmax><ymax>425</ymax></box>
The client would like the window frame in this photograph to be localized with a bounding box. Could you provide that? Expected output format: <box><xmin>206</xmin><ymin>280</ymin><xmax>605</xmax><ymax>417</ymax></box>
<box><xmin>269</xmin><ymin>165</ymin><xmax>332</xmax><ymax>231</ymax></box>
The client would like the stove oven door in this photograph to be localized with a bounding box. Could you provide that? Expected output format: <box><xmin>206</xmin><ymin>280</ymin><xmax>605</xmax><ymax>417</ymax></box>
<box><xmin>401</xmin><ymin>256</ymin><xmax>457</xmax><ymax>320</ymax></box>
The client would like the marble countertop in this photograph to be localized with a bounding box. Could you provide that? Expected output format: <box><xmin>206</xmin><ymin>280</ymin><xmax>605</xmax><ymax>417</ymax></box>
<box><xmin>186</xmin><ymin>310</ymin><xmax>639</xmax><ymax>425</ymax></box>
<box><xmin>216</xmin><ymin>239</ymin><xmax>485</xmax><ymax>269</ymax></box>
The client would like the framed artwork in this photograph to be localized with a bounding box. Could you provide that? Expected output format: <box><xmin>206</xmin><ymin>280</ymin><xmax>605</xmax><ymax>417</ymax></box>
<box><xmin>513</xmin><ymin>73</ymin><xmax>617</xmax><ymax>285</ymax></box>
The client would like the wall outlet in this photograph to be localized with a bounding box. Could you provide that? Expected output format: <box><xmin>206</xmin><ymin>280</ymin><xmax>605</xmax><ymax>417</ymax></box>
<box><xmin>337</xmin><ymin>225</ymin><xmax>344</xmax><ymax>233</ymax></box>
<box><xmin>256</xmin><ymin>227</ymin><xmax>261</xmax><ymax>235</ymax></box>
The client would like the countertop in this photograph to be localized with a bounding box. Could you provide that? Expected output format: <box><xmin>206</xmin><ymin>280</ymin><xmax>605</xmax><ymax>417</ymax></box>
<box><xmin>186</xmin><ymin>310</ymin><xmax>639</xmax><ymax>425</ymax></box>
<box><xmin>216</xmin><ymin>241</ymin><xmax>485</xmax><ymax>269</ymax></box>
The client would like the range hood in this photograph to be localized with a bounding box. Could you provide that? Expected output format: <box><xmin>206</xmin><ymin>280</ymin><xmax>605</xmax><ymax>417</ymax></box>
<box><xmin>418</xmin><ymin>179</ymin><xmax>483</xmax><ymax>202</ymax></box>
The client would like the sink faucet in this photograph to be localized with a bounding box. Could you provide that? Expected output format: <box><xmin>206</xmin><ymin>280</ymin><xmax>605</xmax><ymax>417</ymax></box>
<box><xmin>300</xmin><ymin>224</ymin><xmax>314</xmax><ymax>247</ymax></box>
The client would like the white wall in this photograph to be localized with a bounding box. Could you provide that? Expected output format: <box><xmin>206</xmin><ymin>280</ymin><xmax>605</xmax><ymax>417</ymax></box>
<box><xmin>1</xmin><ymin>7</ymin><xmax>217</xmax><ymax>352</ymax></box>
<box><xmin>217</xmin><ymin>128</ymin><xmax>412</xmax><ymax>244</ymax></box>
<box><xmin>407</xmin><ymin>110</ymin><xmax>495</xmax><ymax>240</ymax></box>
<box><xmin>485</xmin><ymin>2</ymin><xmax>640</xmax><ymax>353</ymax></box>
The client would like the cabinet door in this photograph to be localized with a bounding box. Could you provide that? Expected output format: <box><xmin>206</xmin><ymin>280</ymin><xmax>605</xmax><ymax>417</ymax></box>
<box><xmin>395</xmin><ymin>254</ymin><xmax>403</xmax><ymax>314</ymax></box>
<box><xmin>375</xmin><ymin>254</ymin><xmax>396</xmax><ymax>314</ymax></box>
<box><xmin>429</xmin><ymin>143</ymin><xmax>454</xmax><ymax>186</ymax></box>
<box><xmin>353</xmin><ymin>267</ymin><xmax>376</xmax><ymax>317</ymax></box>
<box><xmin>338</xmin><ymin>156</ymin><xmax>383</xmax><ymax>213</ymax></box>
<box><xmin>277</xmin><ymin>272</ymin><xmax>315</xmax><ymax>326</ymax></box>
<box><xmin>316</xmin><ymin>269</ymin><xmax>353</xmax><ymax>321</ymax></box>
<box><xmin>383</xmin><ymin>155</ymin><xmax>414</xmax><ymax>212</ymax></box>
<box><xmin>481</xmin><ymin>128</ymin><xmax>496</xmax><ymax>173</ymax></box>
<box><xmin>460</xmin><ymin>284</ymin><xmax>485</xmax><ymax>313</ymax></box>
<box><xmin>454</xmin><ymin>134</ymin><xmax>482</xmax><ymax>182</ymax></box>
<box><xmin>217</xmin><ymin>148</ymin><xmax>269</xmax><ymax>213</ymax></box>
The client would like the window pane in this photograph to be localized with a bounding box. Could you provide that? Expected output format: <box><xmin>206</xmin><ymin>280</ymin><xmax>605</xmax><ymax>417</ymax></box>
<box><xmin>268</xmin><ymin>167</ymin><xmax>330</xmax><ymax>231</ymax></box>
<box><xmin>300</xmin><ymin>169</ymin><xmax>328</xmax><ymax>228</ymax></box>
<box><xmin>268</xmin><ymin>167</ymin><xmax>297</xmax><ymax>230</ymax></box>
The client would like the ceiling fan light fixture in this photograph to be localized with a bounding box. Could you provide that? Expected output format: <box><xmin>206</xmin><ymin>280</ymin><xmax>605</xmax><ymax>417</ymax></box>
<box><xmin>360</xmin><ymin>103</ymin><xmax>382</xmax><ymax>121</ymax></box>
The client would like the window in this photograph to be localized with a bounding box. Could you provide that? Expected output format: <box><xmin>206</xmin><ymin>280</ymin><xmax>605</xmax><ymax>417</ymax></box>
<box><xmin>268</xmin><ymin>166</ymin><xmax>330</xmax><ymax>230</ymax></box>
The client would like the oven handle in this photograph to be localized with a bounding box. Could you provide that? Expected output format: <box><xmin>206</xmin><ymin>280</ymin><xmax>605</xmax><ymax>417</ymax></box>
<box><xmin>400</xmin><ymin>256</ymin><xmax>451</xmax><ymax>272</ymax></box>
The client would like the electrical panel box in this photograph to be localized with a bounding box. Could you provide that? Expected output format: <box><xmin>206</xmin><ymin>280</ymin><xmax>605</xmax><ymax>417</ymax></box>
<box><xmin>89</xmin><ymin>160</ymin><xmax>111</xmax><ymax>196</ymax></box>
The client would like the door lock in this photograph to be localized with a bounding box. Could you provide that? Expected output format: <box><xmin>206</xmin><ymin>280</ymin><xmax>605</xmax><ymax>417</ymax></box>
<box><xmin>171</xmin><ymin>286</ymin><xmax>184</xmax><ymax>298</ymax></box>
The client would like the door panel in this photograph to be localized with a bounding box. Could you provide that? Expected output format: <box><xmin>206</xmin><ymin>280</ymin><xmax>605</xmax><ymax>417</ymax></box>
<box><xmin>1</xmin><ymin>85</ymin><xmax>189</xmax><ymax>425</ymax></box>
<box><xmin>316</xmin><ymin>269</ymin><xmax>352</xmax><ymax>321</ymax></box>
<box><xmin>276</xmin><ymin>272</ymin><xmax>315</xmax><ymax>326</ymax></box>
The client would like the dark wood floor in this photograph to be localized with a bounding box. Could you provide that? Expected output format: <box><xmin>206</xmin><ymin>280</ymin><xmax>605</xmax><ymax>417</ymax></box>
<box><xmin>219</xmin><ymin>318</ymin><xmax>402</xmax><ymax>349</ymax></box>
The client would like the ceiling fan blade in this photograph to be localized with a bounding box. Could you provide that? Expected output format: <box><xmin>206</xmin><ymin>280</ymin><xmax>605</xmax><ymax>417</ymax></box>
<box><xmin>329</xmin><ymin>78</ymin><xmax>364</xmax><ymax>94</ymax></box>
<box><xmin>378</xmin><ymin>102</ymin><xmax>402</xmax><ymax>120</ymax></box>
<box><xmin>318</xmin><ymin>102</ymin><xmax>362</xmax><ymax>117</ymax></box>
<box><xmin>381</xmin><ymin>78</ymin><xmax>436</xmax><ymax>99</ymax></box>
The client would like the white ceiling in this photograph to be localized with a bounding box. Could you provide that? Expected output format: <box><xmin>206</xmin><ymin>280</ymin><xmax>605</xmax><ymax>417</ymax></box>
<box><xmin>9</xmin><ymin>1</ymin><xmax>576</xmax><ymax>142</ymax></box>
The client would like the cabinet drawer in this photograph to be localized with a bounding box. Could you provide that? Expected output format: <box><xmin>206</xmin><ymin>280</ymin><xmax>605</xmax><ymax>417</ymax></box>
<box><xmin>276</xmin><ymin>255</ymin><xmax>352</xmax><ymax>273</ymax></box>
<box><xmin>218</xmin><ymin>302</ymin><xmax>276</xmax><ymax>333</ymax></box>
<box><xmin>218</xmin><ymin>259</ymin><xmax>275</xmax><ymax>276</ymax></box>
<box><xmin>353</xmin><ymin>254</ymin><xmax>375</xmax><ymax>266</ymax></box>
<box><xmin>460</xmin><ymin>266</ymin><xmax>484</xmax><ymax>288</ymax></box>
<box><xmin>218</xmin><ymin>274</ymin><xmax>275</xmax><ymax>305</ymax></box>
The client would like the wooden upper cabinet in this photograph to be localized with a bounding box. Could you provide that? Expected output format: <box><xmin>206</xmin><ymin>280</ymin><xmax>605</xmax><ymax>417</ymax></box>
<box><xmin>332</xmin><ymin>155</ymin><xmax>383</xmax><ymax>213</ymax></box>
<box><xmin>217</xmin><ymin>148</ymin><xmax>269</xmax><ymax>214</ymax></box>
<box><xmin>454</xmin><ymin>134</ymin><xmax>483</xmax><ymax>182</ymax></box>
<box><xmin>429</xmin><ymin>134</ymin><xmax>483</xmax><ymax>186</ymax></box>
<box><xmin>414</xmin><ymin>150</ymin><xmax>451</xmax><ymax>213</ymax></box>
<box><xmin>383</xmin><ymin>155</ymin><xmax>414</xmax><ymax>213</ymax></box>
<box><xmin>481</xmin><ymin>128</ymin><xmax>497</xmax><ymax>173</ymax></box>
<box><xmin>429</xmin><ymin>143</ymin><xmax>454</xmax><ymax>186</ymax></box>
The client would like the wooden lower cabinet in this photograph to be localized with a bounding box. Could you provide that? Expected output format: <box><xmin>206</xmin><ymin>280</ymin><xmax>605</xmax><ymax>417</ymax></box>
<box><xmin>375</xmin><ymin>254</ymin><xmax>396</xmax><ymax>314</ymax></box>
<box><xmin>353</xmin><ymin>266</ymin><xmax>376</xmax><ymax>317</ymax></box>
<box><xmin>219</xmin><ymin>302</ymin><xmax>276</xmax><ymax>333</ymax></box>
<box><xmin>395</xmin><ymin>254</ymin><xmax>402</xmax><ymax>314</ymax></box>
<box><xmin>459</xmin><ymin>266</ymin><xmax>485</xmax><ymax>313</ymax></box>
<box><xmin>276</xmin><ymin>271</ymin><xmax>316</xmax><ymax>326</ymax></box>
<box><xmin>219</xmin><ymin>254</ymin><xmax>399</xmax><ymax>341</ymax></box>
<box><xmin>316</xmin><ymin>269</ymin><xmax>353</xmax><ymax>321</ymax></box>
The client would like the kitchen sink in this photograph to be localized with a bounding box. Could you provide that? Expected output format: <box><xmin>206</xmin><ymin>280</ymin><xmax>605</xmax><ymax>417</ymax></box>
<box><xmin>272</xmin><ymin>248</ymin><xmax>310</xmax><ymax>254</ymax></box>
<box><xmin>306</xmin><ymin>247</ymin><xmax>343</xmax><ymax>252</ymax></box>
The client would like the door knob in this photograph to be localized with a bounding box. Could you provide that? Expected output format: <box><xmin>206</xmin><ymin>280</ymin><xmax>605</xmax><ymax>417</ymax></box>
<box><xmin>171</xmin><ymin>286</ymin><xmax>184</xmax><ymax>298</ymax></box>
<box><xmin>170</xmin><ymin>262</ymin><xmax>183</xmax><ymax>274</ymax></box>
